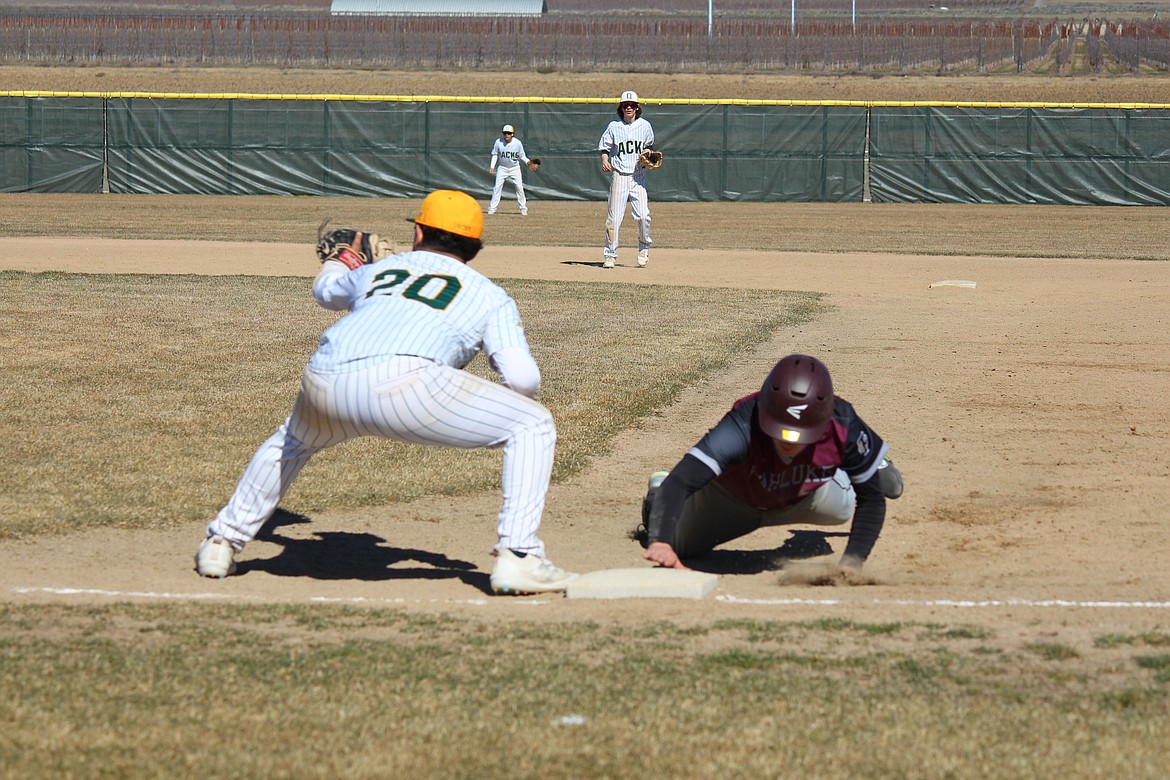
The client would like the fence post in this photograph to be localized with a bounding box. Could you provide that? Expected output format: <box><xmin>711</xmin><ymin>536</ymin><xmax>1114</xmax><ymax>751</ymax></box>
<box><xmin>820</xmin><ymin>104</ymin><xmax>829</xmax><ymax>201</ymax></box>
<box><xmin>423</xmin><ymin>100</ymin><xmax>431</xmax><ymax>191</ymax></box>
<box><xmin>323</xmin><ymin>100</ymin><xmax>331</xmax><ymax>195</ymax></box>
<box><xmin>1024</xmin><ymin>107</ymin><xmax>1034</xmax><ymax>202</ymax></box>
<box><xmin>102</xmin><ymin>98</ymin><xmax>110</xmax><ymax>193</ymax></box>
<box><xmin>720</xmin><ymin>104</ymin><xmax>729</xmax><ymax>200</ymax></box>
<box><xmin>227</xmin><ymin>98</ymin><xmax>235</xmax><ymax>194</ymax></box>
<box><xmin>1123</xmin><ymin>109</ymin><xmax>1134</xmax><ymax>198</ymax></box>
<box><xmin>863</xmin><ymin>106</ymin><xmax>872</xmax><ymax>203</ymax></box>
<box><xmin>923</xmin><ymin>106</ymin><xmax>933</xmax><ymax>199</ymax></box>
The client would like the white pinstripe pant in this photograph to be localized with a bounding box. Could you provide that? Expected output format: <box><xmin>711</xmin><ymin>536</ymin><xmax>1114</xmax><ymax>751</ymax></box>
<box><xmin>208</xmin><ymin>356</ymin><xmax>556</xmax><ymax>556</ymax></box>
<box><xmin>604</xmin><ymin>170</ymin><xmax>651</xmax><ymax>259</ymax></box>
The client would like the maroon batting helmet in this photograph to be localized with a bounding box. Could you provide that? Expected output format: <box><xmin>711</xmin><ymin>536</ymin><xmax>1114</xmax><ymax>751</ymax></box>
<box><xmin>757</xmin><ymin>354</ymin><xmax>834</xmax><ymax>444</ymax></box>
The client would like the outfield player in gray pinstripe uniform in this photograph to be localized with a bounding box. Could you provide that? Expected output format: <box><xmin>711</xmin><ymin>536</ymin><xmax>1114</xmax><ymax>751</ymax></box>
<box><xmin>598</xmin><ymin>90</ymin><xmax>655</xmax><ymax>268</ymax></box>
<box><xmin>195</xmin><ymin>189</ymin><xmax>578</xmax><ymax>595</ymax></box>
<box><xmin>487</xmin><ymin>124</ymin><xmax>531</xmax><ymax>216</ymax></box>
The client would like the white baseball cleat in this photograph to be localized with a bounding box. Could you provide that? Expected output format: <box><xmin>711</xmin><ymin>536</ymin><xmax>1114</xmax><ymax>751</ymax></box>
<box><xmin>490</xmin><ymin>548</ymin><xmax>578</xmax><ymax>594</ymax></box>
<box><xmin>602</xmin><ymin>257</ymin><xmax>615</xmax><ymax>269</ymax></box>
<box><xmin>195</xmin><ymin>535</ymin><xmax>237</xmax><ymax>578</ymax></box>
<box><xmin>637</xmin><ymin>249</ymin><xmax>649</xmax><ymax>267</ymax></box>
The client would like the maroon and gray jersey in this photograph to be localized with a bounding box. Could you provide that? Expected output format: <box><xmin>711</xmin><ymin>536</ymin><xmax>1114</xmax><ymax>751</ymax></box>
<box><xmin>692</xmin><ymin>392</ymin><xmax>887</xmax><ymax>511</ymax></box>
<box><xmin>648</xmin><ymin>392</ymin><xmax>889</xmax><ymax>557</ymax></box>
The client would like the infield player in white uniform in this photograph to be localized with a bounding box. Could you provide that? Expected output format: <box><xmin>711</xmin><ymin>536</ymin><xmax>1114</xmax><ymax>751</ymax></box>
<box><xmin>488</xmin><ymin>124</ymin><xmax>532</xmax><ymax>216</ymax></box>
<box><xmin>598</xmin><ymin>90</ymin><xmax>655</xmax><ymax>268</ymax></box>
<box><xmin>195</xmin><ymin>189</ymin><xmax>578</xmax><ymax>595</ymax></box>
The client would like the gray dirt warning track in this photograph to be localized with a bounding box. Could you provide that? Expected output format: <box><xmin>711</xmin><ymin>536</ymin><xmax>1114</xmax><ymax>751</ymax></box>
<box><xmin>3</xmin><ymin>239</ymin><xmax>1170</xmax><ymax>641</ymax></box>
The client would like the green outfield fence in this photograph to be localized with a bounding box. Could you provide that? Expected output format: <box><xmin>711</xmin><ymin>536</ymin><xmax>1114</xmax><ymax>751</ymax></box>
<box><xmin>4</xmin><ymin>93</ymin><xmax>1170</xmax><ymax>205</ymax></box>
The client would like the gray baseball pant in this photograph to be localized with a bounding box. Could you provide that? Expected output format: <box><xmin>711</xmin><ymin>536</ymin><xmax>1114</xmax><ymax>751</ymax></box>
<box><xmin>672</xmin><ymin>471</ymin><xmax>856</xmax><ymax>557</ymax></box>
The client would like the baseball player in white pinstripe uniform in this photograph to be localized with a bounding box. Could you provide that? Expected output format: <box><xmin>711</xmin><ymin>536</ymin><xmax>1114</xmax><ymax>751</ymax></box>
<box><xmin>487</xmin><ymin>124</ymin><xmax>531</xmax><ymax>216</ymax></box>
<box><xmin>598</xmin><ymin>90</ymin><xmax>655</xmax><ymax>269</ymax></box>
<box><xmin>195</xmin><ymin>189</ymin><xmax>578</xmax><ymax>594</ymax></box>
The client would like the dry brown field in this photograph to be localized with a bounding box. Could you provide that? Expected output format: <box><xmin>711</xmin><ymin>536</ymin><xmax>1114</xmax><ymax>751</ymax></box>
<box><xmin>2</xmin><ymin>64</ymin><xmax>1169</xmax><ymax>777</ymax></box>
<box><xmin>2</xmin><ymin>59</ymin><xmax>1168</xmax><ymax>629</ymax></box>
<box><xmin>3</xmin><ymin>64</ymin><xmax>1168</xmax><ymax>618</ymax></box>
<box><xmin>6</xmin><ymin>64</ymin><xmax>1170</xmax><ymax>103</ymax></box>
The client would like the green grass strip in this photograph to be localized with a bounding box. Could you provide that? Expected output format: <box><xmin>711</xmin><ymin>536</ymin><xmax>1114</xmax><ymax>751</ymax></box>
<box><xmin>0</xmin><ymin>603</ymin><xmax>1167</xmax><ymax>779</ymax></box>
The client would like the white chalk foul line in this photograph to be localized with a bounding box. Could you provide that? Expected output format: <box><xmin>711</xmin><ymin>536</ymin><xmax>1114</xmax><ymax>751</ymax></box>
<box><xmin>308</xmin><ymin>595</ymin><xmax>551</xmax><ymax>606</ymax></box>
<box><xmin>12</xmin><ymin>586</ymin><xmax>254</xmax><ymax>601</ymax></box>
<box><xmin>716</xmin><ymin>595</ymin><xmax>1170</xmax><ymax>609</ymax></box>
<box><xmin>13</xmin><ymin>587</ymin><xmax>1170</xmax><ymax>610</ymax></box>
<box><xmin>10</xmin><ymin>586</ymin><xmax>553</xmax><ymax>606</ymax></box>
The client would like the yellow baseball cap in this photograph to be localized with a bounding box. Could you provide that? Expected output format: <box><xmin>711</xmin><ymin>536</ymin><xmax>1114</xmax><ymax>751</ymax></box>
<box><xmin>410</xmin><ymin>189</ymin><xmax>484</xmax><ymax>240</ymax></box>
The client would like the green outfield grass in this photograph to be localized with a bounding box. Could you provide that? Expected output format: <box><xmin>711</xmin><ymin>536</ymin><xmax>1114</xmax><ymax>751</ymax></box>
<box><xmin>1</xmin><ymin>603</ymin><xmax>1168</xmax><ymax>779</ymax></box>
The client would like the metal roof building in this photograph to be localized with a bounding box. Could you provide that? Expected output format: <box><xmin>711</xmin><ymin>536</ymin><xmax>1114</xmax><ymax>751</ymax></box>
<box><xmin>331</xmin><ymin>0</ymin><xmax>547</xmax><ymax>14</ymax></box>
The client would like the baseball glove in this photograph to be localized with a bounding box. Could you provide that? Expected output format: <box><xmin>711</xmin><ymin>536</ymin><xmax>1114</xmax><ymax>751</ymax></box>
<box><xmin>528</xmin><ymin>158</ymin><xmax>542</xmax><ymax>172</ymax></box>
<box><xmin>639</xmin><ymin>150</ymin><xmax>664</xmax><ymax>170</ymax></box>
<box><xmin>316</xmin><ymin>219</ymin><xmax>392</xmax><ymax>271</ymax></box>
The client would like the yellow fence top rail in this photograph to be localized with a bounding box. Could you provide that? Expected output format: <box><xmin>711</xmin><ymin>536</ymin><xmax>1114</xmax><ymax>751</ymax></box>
<box><xmin>3</xmin><ymin>91</ymin><xmax>1170</xmax><ymax>110</ymax></box>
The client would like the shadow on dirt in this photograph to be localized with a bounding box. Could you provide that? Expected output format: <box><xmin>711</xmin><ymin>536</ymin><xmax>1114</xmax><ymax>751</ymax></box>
<box><xmin>674</xmin><ymin>530</ymin><xmax>849</xmax><ymax>575</ymax></box>
<box><xmin>561</xmin><ymin>260</ymin><xmax>619</xmax><ymax>268</ymax></box>
<box><xmin>235</xmin><ymin>509</ymin><xmax>490</xmax><ymax>592</ymax></box>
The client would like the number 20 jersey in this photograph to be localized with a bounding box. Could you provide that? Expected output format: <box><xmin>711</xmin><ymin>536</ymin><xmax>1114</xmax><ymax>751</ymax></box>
<box><xmin>308</xmin><ymin>249</ymin><xmax>531</xmax><ymax>373</ymax></box>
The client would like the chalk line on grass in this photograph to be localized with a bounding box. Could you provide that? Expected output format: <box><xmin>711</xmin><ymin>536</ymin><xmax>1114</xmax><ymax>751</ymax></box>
<box><xmin>715</xmin><ymin>595</ymin><xmax>1170</xmax><ymax>608</ymax></box>
<box><xmin>11</xmin><ymin>585</ymin><xmax>1170</xmax><ymax>610</ymax></box>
